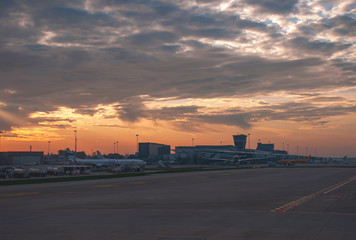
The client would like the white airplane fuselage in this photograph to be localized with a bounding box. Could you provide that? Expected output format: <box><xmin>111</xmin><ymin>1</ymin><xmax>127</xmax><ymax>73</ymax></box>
<box><xmin>66</xmin><ymin>148</ymin><xmax>146</xmax><ymax>168</ymax></box>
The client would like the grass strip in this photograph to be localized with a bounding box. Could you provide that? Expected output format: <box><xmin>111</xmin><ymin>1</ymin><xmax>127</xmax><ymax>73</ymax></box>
<box><xmin>0</xmin><ymin>167</ymin><xmax>243</xmax><ymax>186</ymax></box>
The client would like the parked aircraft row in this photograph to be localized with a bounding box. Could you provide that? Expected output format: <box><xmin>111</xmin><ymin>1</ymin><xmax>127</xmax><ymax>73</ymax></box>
<box><xmin>187</xmin><ymin>146</ymin><xmax>351</xmax><ymax>166</ymax></box>
<box><xmin>0</xmin><ymin>165</ymin><xmax>92</xmax><ymax>178</ymax></box>
<box><xmin>66</xmin><ymin>148</ymin><xmax>147</xmax><ymax>172</ymax></box>
<box><xmin>326</xmin><ymin>156</ymin><xmax>348</xmax><ymax>164</ymax></box>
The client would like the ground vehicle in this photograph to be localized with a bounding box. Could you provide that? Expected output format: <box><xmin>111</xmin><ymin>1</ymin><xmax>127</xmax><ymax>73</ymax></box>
<box><xmin>0</xmin><ymin>167</ymin><xmax>15</xmax><ymax>178</ymax></box>
<box><xmin>46</xmin><ymin>166</ymin><xmax>65</xmax><ymax>175</ymax></box>
<box><xmin>13</xmin><ymin>167</ymin><xmax>30</xmax><ymax>178</ymax></box>
<box><xmin>29</xmin><ymin>167</ymin><xmax>48</xmax><ymax>177</ymax></box>
<box><xmin>78</xmin><ymin>165</ymin><xmax>92</xmax><ymax>174</ymax></box>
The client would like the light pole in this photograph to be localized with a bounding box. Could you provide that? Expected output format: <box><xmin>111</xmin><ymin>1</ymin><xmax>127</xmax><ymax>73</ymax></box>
<box><xmin>297</xmin><ymin>145</ymin><xmax>299</xmax><ymax>156</ymax></box>
<box><xmin>74</xmin><ymin>130</ymin><xmax>77</xmax><ymax>175</ymax></box>
<box><xmin>306</xmin><ymin>146</ymin><xmax>308</xmax><ymax>157</ymax></box>
<box><xmin>136</xmin><ymin>134</ymin><xmax>139</xmax><ymax>154</ymax></box>
<box><xmin>0</xmin><ymin>131</ymin><xmax>2</xmax><ymax>151</ymax></box>
<box><xmin>74</xmin><ymin>130</ymin><xmax>77</xmax><ymax>159</ymax></box>
<box><xmin>248</xmin><ymin>133</ymin><xmax>250</xmax><ymax>150</ymax></box>
<box><xmin>117</xmin><ymin>141</ymin><xmax>119</xmax><ymax>155</ymax></box>
<box><xmin>47</xmin><ymin>141</ymin><xmax>51</xmax><ymax>159</ymax></box>
<box><xmin>192</xmin><ymin>138</ymin><xmax>194</xmax><ymax>147</ymax></box>
<box><xmin>282</xmin><ymin>142</ymin><xmax>284</xmax><ymax>151</ymax></box>
<box><xmin>114</xmin><ymin>142</ymin><xmax>116</xmax><ymax>154</ymax></box>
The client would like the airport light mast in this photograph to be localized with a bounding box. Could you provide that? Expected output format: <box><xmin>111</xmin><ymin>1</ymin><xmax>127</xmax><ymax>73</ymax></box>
<box><xmin>136</xmin><ymin>134</ymin><xmax>139</xmax><ymax>154</ymax></box>
<box><xmin>74</xmin><ymin>130</ymin><xmax>77</xmax><ymax>175</ymax></box>
<box><xmin>0</xmin><ymin>131</ymin><xmax>2</xmax><ymax>151</ymax></box>
<box><xmin>47</xmin><ymin>141</ymin><xmax>51</xmax><ymax>159</ymax></box>
<box><xmin>74</xmin><ymin>130</ymin><xmax>77</xmax><ymax>161</ymax></box>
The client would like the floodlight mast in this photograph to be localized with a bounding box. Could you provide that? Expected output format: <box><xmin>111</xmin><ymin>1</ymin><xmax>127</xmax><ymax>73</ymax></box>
<box><xmin>0</xmin><ymin>131</ymin><xmax>3</xmax><ymax>151</ymax></box>
<box><xmin>136</xmin><ymin>134</ymin><xmax>139</xmax><ymax>154</ymax></box>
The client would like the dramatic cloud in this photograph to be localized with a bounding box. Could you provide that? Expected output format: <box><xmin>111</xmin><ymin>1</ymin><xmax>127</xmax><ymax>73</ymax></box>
<box><xmin>0</xmin><ymin>0</ymin><xmax>355</xmax><ymax>143</ymax></box>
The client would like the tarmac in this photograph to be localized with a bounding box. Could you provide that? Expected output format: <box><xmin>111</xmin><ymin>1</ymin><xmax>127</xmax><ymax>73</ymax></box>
<box><xmin>1</xmin><ymin>167</ymin><xmax>356</xmax><ymax>240</ymax></box>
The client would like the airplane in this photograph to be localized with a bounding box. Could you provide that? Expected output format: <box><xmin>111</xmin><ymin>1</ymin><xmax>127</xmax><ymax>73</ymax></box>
<box><xmin>326</xmin><ymin>155</ymin><xmax>348</xmax><ymax>164</ymax></box>
<box><xmin>277</xmin><ymin>155</ymin><xmax>312</xmax><ymax>165</ymax></box>
<box><xmin>194</xmin><ymin>148</ymin><xmax>275</xmax><ymax>165</ymax></box>
<box><xmin>66</xmin><ymin>148</ymin><xmax>147</xmax><ymax>171</ymax></box>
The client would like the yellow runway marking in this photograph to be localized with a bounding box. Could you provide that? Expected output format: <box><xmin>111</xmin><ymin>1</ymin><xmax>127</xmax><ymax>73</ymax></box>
<box><xmin>0</xmin><ymin>192</ymin><xmax>40</xmax><ymax>197</ymax></box>
<box><xmin>93</xmin><ymin>184</ymin><xmax>116</xmax><ymax>188</ymax></box>
<box><xmin>271</xmin><ymin>175</ymin><xmax>356</xmax><ymax>213</ymax></box>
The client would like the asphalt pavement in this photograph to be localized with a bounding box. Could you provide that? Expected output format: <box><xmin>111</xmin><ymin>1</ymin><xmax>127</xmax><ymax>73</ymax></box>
<box><xmin>1</xmin><ymin>167</ymin><xmax>355</xmax><ymax>240</ymax></box>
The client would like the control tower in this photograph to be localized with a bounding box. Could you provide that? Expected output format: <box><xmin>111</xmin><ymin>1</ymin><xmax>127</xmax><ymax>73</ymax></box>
<box><xmin>233</xmin><ymin>134</ymin><xmax>247</xmax><ymax>150</ymax></box>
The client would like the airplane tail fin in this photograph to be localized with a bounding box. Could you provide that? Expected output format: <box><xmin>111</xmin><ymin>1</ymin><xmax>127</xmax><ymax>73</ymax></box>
<box><xmin>66</xmin><ymin>148</ymin><xmax>75</xmax><ymax>162</ymax></box>
<box><xmin>97</xmin><ymin>151</ymin><xmax>105</xmax><ymax>159</ymax></box>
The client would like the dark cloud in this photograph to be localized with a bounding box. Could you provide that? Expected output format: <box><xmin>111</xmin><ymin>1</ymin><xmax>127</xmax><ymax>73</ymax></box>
<box><xmin>288</xmin><ymin>37</ymin><xmax>351</xmax><ymax>56</ymax></box>
<box><xmin>148</xmin><ymin>106</ymin><xmax>201</xmax><ymax>121</ymax></box>
<box><xmin>0</xmin><ymin>0</ymin><xmax>16</xmax><ymax>18</ymax></box>
<box><xmin>235</xmin><ymin>16</ymin><xmax>269</xmax><ymax>31</ymax></box>
<box><xmin>74</xmin><ymin>109</ymin><xmax>99</xmax><ymax>116</ymax></box>
<box><xmin>194</xmin><ymin>113</ymin><xmax>252</xmax><ymax>129</ymax></box>
<box><xmin>303</xmin><ymin>96</ymin><xmax>346</xmax><ymax>102</ymax></box>
<box><xmin>0</xmin><ymin>104</ymin><xmax>31</xmax><ymax>131</ymax></box>
<box><xmin>332</xmin><ymin>60</ymin><xmax>356</xmax><ymax>72</ymax></box>
<box><xmin>0</xmin><ymin>50</ymin><xmax>48</xmax><ymax>71</ymax></box>
<box><xmin>26</xmin><ymin>44</ymin><xmax>50</xmax><ymax>51</ymax></box>
<box><xmin>151</xmin><ymin>1</ymin><xmax>180</xmax><ymax>15</ymax></box>
<box><xmin>0</xmin><ymin>0</ymin><xmax>354</xmax><ymax>133</ymax></box>
<box><xmin>127</xmin><ymin>31</ymin><xmax>179</xmax><ymax>46</ymax></box>
<box><xmin>37</xmin><ymin>6</ymin><xmax>117</xmax><ymax>30</ymax></box>
<box><xmin>328</xmin><ymin>15</ymin><xmax>356</xmax><ymax>36</ymax></box>
<box><xmin>244</xmin><ymin>0</ymin><xmax>298</xmax><ymax>14</ymax></box>
<box><xmin>192</xmin><ymin>28</ymin><xmax>240</xmax><ymax>39</ymax></box>
<box><xmin>0</xmin><ymin>118</ymin><xmax>13</xmax><ymax>132</ymax></box>
<box><xmin>116</xmin><ymin>99</ymin><xmax>148</xmax><ymax>122</ymax></box>
<box><xmin>246</xmin><ymin>101</ymin><xmax>356</xmax><ymax>124</ymax></box>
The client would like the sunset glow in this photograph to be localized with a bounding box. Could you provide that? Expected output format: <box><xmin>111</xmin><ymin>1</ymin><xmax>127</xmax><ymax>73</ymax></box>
<box><xmin>0</xmin><ymin>0</ymin><xmax>355</xmax><ymax>157</ymax></box>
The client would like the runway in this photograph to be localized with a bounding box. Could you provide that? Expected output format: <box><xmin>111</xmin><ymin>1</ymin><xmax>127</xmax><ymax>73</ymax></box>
<box><xmin>1</xmin><ymin>167</ymin><xmax>356</xmax><ymax>239</ymax></box>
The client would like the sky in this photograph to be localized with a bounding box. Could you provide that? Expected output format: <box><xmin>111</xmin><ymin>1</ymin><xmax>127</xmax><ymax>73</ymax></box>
<box><xmin>0</xmin><ymin>0</ymin><xmax>355</xmax><ymax>157</ymax></box>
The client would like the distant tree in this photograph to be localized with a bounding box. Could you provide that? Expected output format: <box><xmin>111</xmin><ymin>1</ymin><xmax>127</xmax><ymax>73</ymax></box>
<box><xmin>76</xmin><ymin>151</ymin><xmax>87</xmax><ymax>159</ymax></box>
<box><xmin>58</xmin><ymin>150</ymin><xmax>66</xmax><ymax>156</ymax></box>
<box><xmin>125</xmin><ymin>154</ymin><xmax>137</xmax><ymax>159</ymax></box>
<box><xmin>107</xmin><ymin>153</ymin><xmax>124</xmax><ymax>159</ymax></box>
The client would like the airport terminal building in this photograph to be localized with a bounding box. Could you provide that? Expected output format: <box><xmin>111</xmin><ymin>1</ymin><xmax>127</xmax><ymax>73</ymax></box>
<box><xmin>0</xmin><ymin>151</ymin><xmax>44</xmax><ymax>166</ymax></box>
<box><xmin>139</xmin><ymin>142</ymin><xmax>170</xmax><ymax>159</ymax></box>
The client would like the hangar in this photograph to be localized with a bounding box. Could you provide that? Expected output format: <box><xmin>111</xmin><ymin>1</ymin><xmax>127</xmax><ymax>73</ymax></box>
<box><xmin>0</xmin><ymin>151</ymin><xmax>44</xmax><ymax>166</ymax></box>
